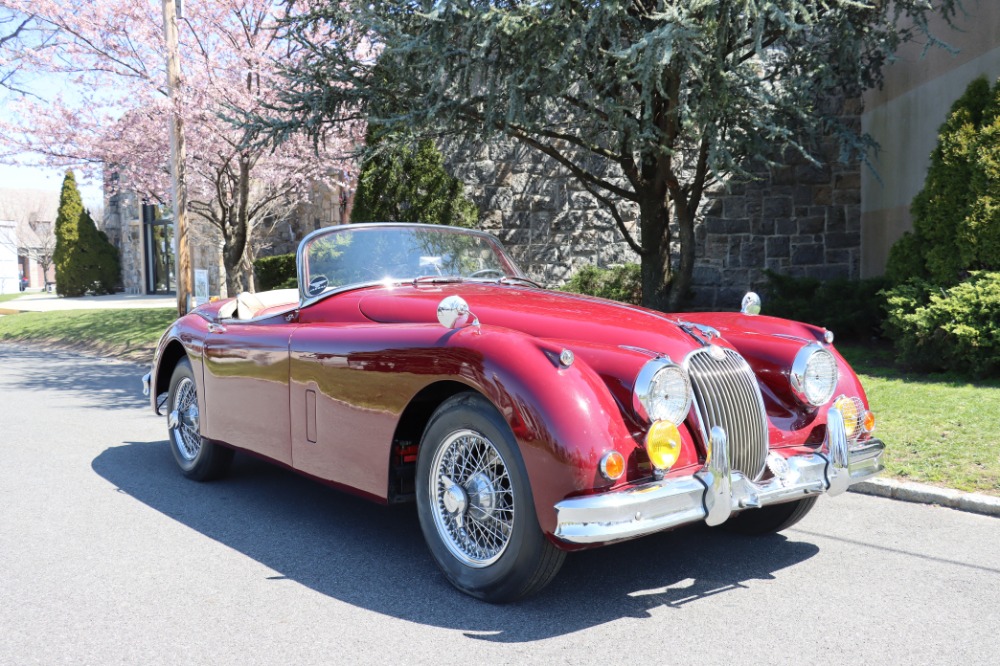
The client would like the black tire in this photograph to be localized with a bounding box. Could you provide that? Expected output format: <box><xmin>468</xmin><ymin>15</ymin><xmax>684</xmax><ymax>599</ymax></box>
<box><xmin>416</xmin><ymin>393</ymin><xmax>565</xmax><ymax>603</ymax></box>
<box><xmin>721</xmin><ymin>496</ymin><xmax>818</xmax><ymax>535</ymax></box>
<box><xmin>166</xmin><ymin>358</ymin><xmax>233</xmax><ymax>481</ymax></box>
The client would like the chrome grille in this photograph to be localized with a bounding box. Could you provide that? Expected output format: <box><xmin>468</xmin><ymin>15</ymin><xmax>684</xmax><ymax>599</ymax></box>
<box><xmin>685</xmin><ymin>347</ymin><xmax>769</xmax><ymax>480</ymax></box>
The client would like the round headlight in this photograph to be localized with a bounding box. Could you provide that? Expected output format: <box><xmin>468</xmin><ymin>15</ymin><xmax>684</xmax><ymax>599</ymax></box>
<box><xmin>633</xmin><ymin>358</ymin><xmax>693</xmax><ymax>424</ymax></box>
<box><xmin>790</xmin><ymin>344</ymin><xmax>839</xmax><ymax>407</ymax></box>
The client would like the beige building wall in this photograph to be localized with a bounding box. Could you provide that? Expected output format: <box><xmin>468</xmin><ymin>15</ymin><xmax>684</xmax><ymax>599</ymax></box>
<box><xmin>861</xmin><ymin>1</ymin><xmax>1000</xmax><ymax>277</ymax></box>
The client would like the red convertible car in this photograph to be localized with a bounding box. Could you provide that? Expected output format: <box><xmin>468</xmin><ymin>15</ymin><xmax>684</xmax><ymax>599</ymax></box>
<box><xmin>143</xmin><ymin>223</ymin><xmax>884</xmax><ymax>602</ymax></box>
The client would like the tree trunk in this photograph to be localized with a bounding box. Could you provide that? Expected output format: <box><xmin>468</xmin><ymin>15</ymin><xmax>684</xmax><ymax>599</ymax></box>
<box><xmin>668</xmin><ymin>196</ymin><xmax>697</xmax><ymax>312</ymax></box>
<box><xmin>638</xmin><ymin>195</ymin><xmax>673</xmax><ymax>312</ymax></box>
<box><xmin>221</xmin><ymin>157</ymin><xmax>252</xmax><ymax>296</ymax></box>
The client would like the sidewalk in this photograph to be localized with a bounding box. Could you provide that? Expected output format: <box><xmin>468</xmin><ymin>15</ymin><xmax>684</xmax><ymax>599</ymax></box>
<box><xmin>2</xmin><ymin>290</ymin><xmax>175</xmax><ymax>312</ymax></box>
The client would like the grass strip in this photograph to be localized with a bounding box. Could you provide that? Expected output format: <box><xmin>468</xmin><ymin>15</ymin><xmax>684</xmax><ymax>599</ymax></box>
<box><xmin>0</xmin><ymin>292</ymin><xmax>25</xmax><ymax>304</ymax></box>
<box><xmin>0</xmin><ymin>308</ymin><xmax>176</xmax><ymax>363</ymax></box>
<box><xmin>839</xmin><ymin>343</ymin><xmax>1000</xmax><ymax>496</ymax></box>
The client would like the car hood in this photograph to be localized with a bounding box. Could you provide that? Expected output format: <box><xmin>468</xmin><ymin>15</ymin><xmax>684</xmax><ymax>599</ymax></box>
<box><xmin>356</xmin><ymin>283</ymin><xmax>697</xmax><ymax>354</ymax></box>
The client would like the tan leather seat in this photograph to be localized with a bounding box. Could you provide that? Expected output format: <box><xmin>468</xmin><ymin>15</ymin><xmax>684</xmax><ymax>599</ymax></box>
<box><xmin>235</xmin><ymin>291</ymin><xmax>265</xmax><ymax>320</ymax></box>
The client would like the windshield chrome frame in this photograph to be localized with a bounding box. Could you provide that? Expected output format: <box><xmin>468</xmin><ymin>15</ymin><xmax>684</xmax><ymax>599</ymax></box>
<box><xmin>295</xmin><ymin>222</ymin><xmax>525</xmax><ymax>308</ymax></box>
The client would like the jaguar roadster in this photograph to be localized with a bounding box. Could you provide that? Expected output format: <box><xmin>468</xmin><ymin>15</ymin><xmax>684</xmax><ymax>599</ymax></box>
<box><xmin>143</xmin><ymin>222</ymin><xmax>884</xmax><ymax>602</ymax></box>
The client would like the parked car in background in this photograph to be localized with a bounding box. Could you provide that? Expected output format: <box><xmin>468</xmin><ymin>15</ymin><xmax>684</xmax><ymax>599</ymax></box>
<box><xmin>144</xmin><ymin>223</ymin><xmax>884</xmax><ymax>602</ymax></box>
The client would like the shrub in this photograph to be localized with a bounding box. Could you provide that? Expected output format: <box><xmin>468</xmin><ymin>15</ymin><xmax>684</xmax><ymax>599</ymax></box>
<box><xmin>254</xmin><ymin>253</ymin><xmax>297</xmax><ymax>291</ymax></box>
<box><xmin>882</xmin><ymin>272</ymin><xmax>1000</xmax><ymax>377</ymax></box>
<box><xmin>762</xmin><ymin>271</ymin><xmax>889</xmax><ymax>341</ymax></box>
<box><xmin>560</xmin><ymin>264</ymin><xmax>642</xmax><ymax>305</ymax></box>
<box><xmin>886</xmin><ymin>76</ymin><xmax>1000</xmax><ymax>285</ymax></box>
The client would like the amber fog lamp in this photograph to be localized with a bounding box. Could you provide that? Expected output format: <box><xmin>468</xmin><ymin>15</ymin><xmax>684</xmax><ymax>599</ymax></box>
<box><xmin>863</xmin><ymin>410</ymin><xmax>876</xmax><ymax>433</ymax></box>
<box><xmin>599</xmin><ymin>451</ymin><xmax>625</xmax><ymax>481</ymax></box>
<box><xmin>645</xmin><ymin>420</ymin><xmax>682</xmax><ymax>471</ymax></box>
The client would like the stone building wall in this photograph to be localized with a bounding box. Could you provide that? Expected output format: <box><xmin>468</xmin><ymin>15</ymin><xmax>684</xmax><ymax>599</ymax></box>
<box><xmin>693</xmin><ymin>145</ymin><xmax>862</xmax><ymax>308</ymax></box>
<box><xmin>444</xmin><ymin>120</ymin><xmax>862</xmax><ymax>309</ymax></box>
<box><xmin>102</xmin><ymin>189</ymin><xmax>144</xmax><ymax>294</ymax></box>
<box><xmin>105</xmin><ymin>180</ymin><xmax>347</xmax><ymax>297</ymax></box>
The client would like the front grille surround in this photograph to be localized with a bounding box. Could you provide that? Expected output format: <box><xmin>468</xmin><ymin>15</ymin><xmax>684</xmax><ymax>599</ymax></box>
<box><xmin>684</xmin><ymin>347</ymin><xmax>770</xmax><ymax>480</ymax></box>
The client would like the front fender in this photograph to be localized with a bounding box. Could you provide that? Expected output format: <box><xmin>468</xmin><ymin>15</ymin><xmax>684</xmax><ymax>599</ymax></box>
<box><xmin>433</xmin><ymin>324</ymin><xmax>648</xmax><ymax>538</ymax></box>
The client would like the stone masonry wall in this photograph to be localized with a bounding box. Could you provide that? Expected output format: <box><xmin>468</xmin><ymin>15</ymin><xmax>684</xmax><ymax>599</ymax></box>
<box><xmin>445</xmin><ymin>137</ymin><xmax>640</xmax><ymax>285</ymax></box>
<box><xmin>693</xmin><ymin>148</ymin><xmax>862</xmax><ymax>309</ymax></box>
<box><xmin>444</xmin><ymin>110</ymin><xmax>862</xmax><ymax>309</ymax></box>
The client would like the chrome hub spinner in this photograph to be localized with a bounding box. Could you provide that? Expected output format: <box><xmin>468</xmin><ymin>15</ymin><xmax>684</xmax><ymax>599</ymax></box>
<box><xmin>466</xmin><ymin>472</ymin><xmax>498</xmax><ymax>521</ymax></box>
<box><xmin>441</xmin><ymin>477</ymin><xmax>468</xmax><ymax>515</ymax></box>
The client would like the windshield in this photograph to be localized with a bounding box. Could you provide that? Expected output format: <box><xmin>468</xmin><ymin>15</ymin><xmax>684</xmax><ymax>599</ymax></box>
<box><xmin>297</xmin><ymin>224</ymin><xmax>524</xmax><ymax>300</ymax></box>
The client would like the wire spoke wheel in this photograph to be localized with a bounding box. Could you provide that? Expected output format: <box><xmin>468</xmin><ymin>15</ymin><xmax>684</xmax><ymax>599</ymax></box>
<box><xmin>166</xmin><ymin>357</ymin><xmax>232</xmax><ymax>481</ymax></box>
<box><xmin>417</xmin><ymin>393</ymin><xmax>565</xmax><ymax>601</ymax></box>
<box><xmin>429</xmin><ymin>429</ymin><xmax>514</xmax><ymax>568</ymax></box>
<box><xmin>168</xmin><ymin>376</ymin><xmax>201</xmax><ymax>462</ymax></box>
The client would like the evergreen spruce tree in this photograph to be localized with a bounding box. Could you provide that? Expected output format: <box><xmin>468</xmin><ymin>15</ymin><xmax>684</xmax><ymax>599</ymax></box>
<box><xmin>352</xmin><ymin>133</ymin><xmax>478</xmax><ymax>228</ymax></box>
<box><xmin>53</xmin><ymin>170</ymin><xmax>87</xmax><ymax>296</ymax></box>
<box><xmin>52</xmin><ymin>170</ymin><xmax>121</xmax><ymax>296</ymax></box>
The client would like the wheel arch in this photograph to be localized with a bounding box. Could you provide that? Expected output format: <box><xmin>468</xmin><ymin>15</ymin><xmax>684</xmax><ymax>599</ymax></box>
<box><xmin>153</xmin><ymin>339</ymin><xmax>189</xmax><ymax>414</ymax></box>
<box><xmin>387</xmin><ymin>380</ymin><xmax>479</xmax><ymax>503</ymax></box>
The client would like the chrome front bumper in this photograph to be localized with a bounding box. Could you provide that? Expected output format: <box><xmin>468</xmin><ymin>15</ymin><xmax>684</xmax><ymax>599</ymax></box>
<box><xmin>554</xmin><ymin>408</ymin><xmax>885</xmax><ymax>545</ymax></box>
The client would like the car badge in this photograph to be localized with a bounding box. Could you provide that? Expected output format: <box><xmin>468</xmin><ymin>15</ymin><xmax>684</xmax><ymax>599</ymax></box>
<box><xmin>708</xmin><ymin>342</ymin><xmax>726</xmax><ymax>361</ymax></box>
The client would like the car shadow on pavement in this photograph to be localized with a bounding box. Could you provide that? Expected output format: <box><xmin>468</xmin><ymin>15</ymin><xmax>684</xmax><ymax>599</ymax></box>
<box><xmin>0</xmin><ymin>345</ymin><xmax>147</xmax><ymax>410</ymax></box>
<box><xmin>93</xmin><ymin>440</ymin><xmax>820</xmax><ymax>642</ymax></box>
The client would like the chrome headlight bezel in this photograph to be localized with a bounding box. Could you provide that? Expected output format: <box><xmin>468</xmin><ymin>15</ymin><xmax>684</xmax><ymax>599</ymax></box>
<box><xmin>790</xmin><ymin>343</ymin><xmax>839</xmax><ymax>407</ymax></box>
<box><xmin>632</xmin><ymin>357</ymin><xmax>693</xmax><ymax>424</ymax></box>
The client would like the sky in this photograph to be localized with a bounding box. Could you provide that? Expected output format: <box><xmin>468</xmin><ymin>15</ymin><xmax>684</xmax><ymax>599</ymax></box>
<box><xmin>0</xmin><ymin>14</ymin><xmax>108</xmax><ymax>215</ymax></box>
<box><xmin>0</xmin><ymin>163</ymin><xmax>104</xmax><ymax>211</ymax></box>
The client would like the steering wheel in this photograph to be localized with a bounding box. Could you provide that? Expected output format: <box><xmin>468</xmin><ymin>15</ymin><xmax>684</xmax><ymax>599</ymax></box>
<box><xmin>469</xmin><ymin>269</ymin><xmax>505</xmax><ymax>279</ymax></box>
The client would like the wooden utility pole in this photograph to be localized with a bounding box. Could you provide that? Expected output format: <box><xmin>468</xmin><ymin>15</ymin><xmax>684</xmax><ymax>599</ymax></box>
<box><xmin>162</xmin><ymin>0</ymin><xmax>192</xmax><ymax>317</ymax></box>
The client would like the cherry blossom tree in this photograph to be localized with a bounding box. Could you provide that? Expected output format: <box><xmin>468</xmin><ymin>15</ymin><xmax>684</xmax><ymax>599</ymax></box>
<box><xmin>0</xmin><ymin>0</ymin><xmax>365</xmax><ymax>294</ymax></box>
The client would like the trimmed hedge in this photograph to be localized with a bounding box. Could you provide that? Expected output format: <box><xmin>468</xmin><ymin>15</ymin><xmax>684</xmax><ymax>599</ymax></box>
<box><xmin>762</xmin><ymin>271</ymin><xmax>889</xmax><ymax>341</ymax></box>
<box><xmin>254</xmin><ymin>253</ymin><xmax>297</xmax><ymax>291</ymax></box>
<box><xmin>560</xmin><ymin>264</ymin><xmax>642</xmax><ymax>305</ymax></box>
<box><xmin>882</xmin><ymin>272</ymin><xmax>1000</xmax><ymax>377</ymax></box>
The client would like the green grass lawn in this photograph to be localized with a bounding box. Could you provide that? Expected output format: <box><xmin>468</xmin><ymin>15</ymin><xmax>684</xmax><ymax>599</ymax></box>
<box><xmin>839</xmin><ymin>343</ymin><xmax>1000</xmax><ymax>496</ymax></box>
<box><xmin>0</xmin><ymin>292</ymin><xmax>25</xmax><ymax>304</ymax></box>
<box><xmin>0</xmin><ymin>308</ymin><xmax>176</xmax><ymax>362</ymax></box>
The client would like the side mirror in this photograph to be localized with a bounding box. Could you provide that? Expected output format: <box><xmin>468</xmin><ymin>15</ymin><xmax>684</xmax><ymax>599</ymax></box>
<box><xmin>437</xmin><ymin>295</ymin><xmax>479</xmax><ymax>329</ymax></box>
<box><xmin>741</xmin><ymin>291</ymin><xmax>761</xmax><ymax>316</ymax></box>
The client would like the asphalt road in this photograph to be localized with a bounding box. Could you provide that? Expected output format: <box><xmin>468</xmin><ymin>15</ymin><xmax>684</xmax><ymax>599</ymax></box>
<box><xmin>2</xmin><ymin>342</ymin><xmax>999</xmax><ymax>665</ymax></box>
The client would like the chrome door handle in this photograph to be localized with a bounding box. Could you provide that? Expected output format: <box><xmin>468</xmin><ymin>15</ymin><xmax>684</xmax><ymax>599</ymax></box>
<box><xmin>208</xmin><ymin>323</ymin><xmax>226</xmax><ymax>334</ymax></box>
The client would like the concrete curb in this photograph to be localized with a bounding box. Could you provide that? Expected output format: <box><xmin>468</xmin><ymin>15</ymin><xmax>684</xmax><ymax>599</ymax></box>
<box><xmin>850</xmin><ymin>478</ymin><xmax>1000</xmax><ymax>517</ymax></box>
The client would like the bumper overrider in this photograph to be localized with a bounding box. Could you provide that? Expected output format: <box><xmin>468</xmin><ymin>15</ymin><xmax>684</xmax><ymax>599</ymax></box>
<box><xmin>554</xmin><ymin>408</ymin><xmax>884</xmax><ymax>545</ymax></box>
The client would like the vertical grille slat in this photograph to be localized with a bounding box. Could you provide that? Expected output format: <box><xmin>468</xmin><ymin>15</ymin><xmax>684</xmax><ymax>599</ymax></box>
<box><xmin>686</xmin><ymin>348</ymin><xmax>769</xmax><ymax>480</ymax></box>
